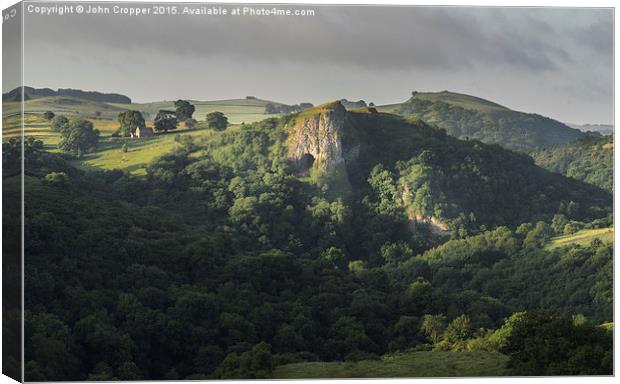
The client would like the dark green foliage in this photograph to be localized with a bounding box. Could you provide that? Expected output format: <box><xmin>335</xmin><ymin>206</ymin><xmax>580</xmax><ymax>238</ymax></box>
<box><xmin>43</xmin><ymin>111</ymin><xmax>55</xmax><ymax>121</ymax></box>
<box><xmin>16</xmin><ymin>111</ymin><xmax>613</xmax><ymax>380</ymax></box>
<box><xmin>50</xmin><ymin>115</ymin><xmax>69</xmax><ymax>132</ymax></box>
<box><xmin>343</xmin><ymin>111</ymin><xmax>610</xmax><ymax>235</ymax></box>
<box><xmin>396</xmin><ymin>94</ymin><xmax>585</xmax><ymax>151</ymax></box>
<box><xmin>58</xmin><ymin>118</ymin><xmax>100</xmax><ymax>155</ymax></box>
<box><xmin>530</xmin><ymin>136</ymin><xmax>613</xmax><ymax>192</ymax></box>
<box><xmin>174</xmin><ymin>100</ymin><xmax>195</xmax><ymax>122</ymax></box>
<box><xmin>206</xmin><ymin>111</ymin><xmax>228</xmax><ymax>131</ymax></box>
<box><xmin>154</xmin><ymin>110</ymin><xmax>178</xmax><ymax>132</ymax></box>
<box><xmin>501</xmin><ymin>311</ymin><xmax>612</xmax><ymax>375</ymax></box>
<box><xmin>215</xmin><ymin>342</ymin><xmax>274</xmax><ymax>379</ymax></box>
<box><xmin>398</xmin><ymin>226</ymin><xmax>613</xmax><ymax>324</ymax></box>
<box><xmin>116</xmin><ymin>110</ymin><xmax>146</xmax><ymax>137</ymax></box>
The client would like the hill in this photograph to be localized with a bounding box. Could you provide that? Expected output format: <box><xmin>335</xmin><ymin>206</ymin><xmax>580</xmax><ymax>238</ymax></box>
<box><xmin>529</xmin><ymin>135</ymin><xmax>613</xmax><ymax>192</ymax></box>
<box><xmin>567</xmin><ymin>123</ymin><xmax>613</xmax><ymax>136</ymax></box>
<box><xmin>8</xmin><ymin>100</ymin><xmax>613</xmax><ymax>380</ymax></box>
<box><xmin>2</xmin><ymin>86</ymin><xmax>131</xmax><ymax>103</ymax></box>
<box><xmin>3</xmin><ymin>92</ymin><xmax>288</xmax><ymax>125</ymax></box>
<box><xmin>2</xmin><ymin>96</ymin><xmax>128</xmax><ymax>119</ymax></box>
<box><xmin>377</xmin><ymin>91</ymin><xmax>585</xmax><ymax>151</ymax></box>
<box><xmin>285</xmin><ymin>102</ymin><xmax>610</xmax><ymax>234</ymax></box>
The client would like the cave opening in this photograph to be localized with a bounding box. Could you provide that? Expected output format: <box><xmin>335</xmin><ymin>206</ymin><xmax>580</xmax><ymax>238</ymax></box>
<box><xmin>297</xmin><ymin>153</ymin><xmax>315</xmax><ymax>175</ymax></box>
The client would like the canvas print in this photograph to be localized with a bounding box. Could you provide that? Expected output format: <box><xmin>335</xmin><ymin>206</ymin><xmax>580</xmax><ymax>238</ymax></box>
<box><xmin>2</xmin><ymin>2</ymin><xmax>614</xmax><ymax>381</ymax></box>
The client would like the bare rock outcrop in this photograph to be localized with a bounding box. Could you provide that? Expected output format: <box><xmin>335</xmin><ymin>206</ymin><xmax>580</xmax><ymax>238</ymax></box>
<box><xmin>286</xmin><ymin>101</ymin><xmax>349</xmax><ymax>172</ymax></box>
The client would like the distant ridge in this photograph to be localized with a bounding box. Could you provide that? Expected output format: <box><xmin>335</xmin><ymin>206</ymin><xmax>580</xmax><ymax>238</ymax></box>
<box><xmin>378</xmin><ymin>90</ymin><xmax>586</xmax><ymax>151</ymax></box>
<box><xmin>2</xmin><ymin>86</ymin><xmax>132</xmax><ymax>104</ymax></box>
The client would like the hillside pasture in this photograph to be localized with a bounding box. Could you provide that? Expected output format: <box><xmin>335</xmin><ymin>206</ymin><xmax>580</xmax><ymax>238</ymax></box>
<box><xmin>2</xmin><ymin>111</ymin><xmax>225</xmax><ymax>174</ymax></box>
<box><xmin>546</xmin><ymin>227</ymin><xmax>614</xmax><ymax>250</ymax></box>
<box><xmin>3</xmin><ymin>113</ymin><xmax>120</xmax><ymax>148</ymax></box>
<box><xmin>71</xmin><ymin>126</ymin><xmax>223</xmax><ymax>175</ymax></box>
<box><xmin>110</xmin><ymin>98</ymin><xmax>280</xmax><ymax>124</ymax></box>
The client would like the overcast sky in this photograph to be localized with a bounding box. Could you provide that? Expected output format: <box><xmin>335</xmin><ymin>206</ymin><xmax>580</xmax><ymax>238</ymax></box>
<box><xmin>12</xmin><ymin>4</ymin><xmax>614</xmax><ymax>124</ymax></box>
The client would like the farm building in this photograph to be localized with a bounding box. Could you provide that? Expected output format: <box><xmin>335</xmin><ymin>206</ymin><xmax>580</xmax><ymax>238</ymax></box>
<box><xmin>131</xmin><ymin>126</ymin><xmax>154</xmax><ymax>138</ymax></box>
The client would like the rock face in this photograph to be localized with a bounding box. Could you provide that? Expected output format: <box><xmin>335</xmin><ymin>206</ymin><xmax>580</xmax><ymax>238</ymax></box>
<box><xmin>287</xmin><ymin>101</ymin><xmax>349</xmax><ymax>173</ymax></box>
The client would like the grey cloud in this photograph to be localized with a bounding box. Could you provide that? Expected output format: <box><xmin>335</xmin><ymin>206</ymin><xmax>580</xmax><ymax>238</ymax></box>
<box><xmin>16</xmin><ymin>4</ymin><xmax>613</xmax><ymax>124</ymax></box>
<box><xmin>23</xmin><ymin>5</ymin><xmax>593</xmax><ymax>72</ymax></box>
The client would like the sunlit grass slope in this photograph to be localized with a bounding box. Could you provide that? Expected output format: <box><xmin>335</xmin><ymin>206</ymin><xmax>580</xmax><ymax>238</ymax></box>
<box><xmin>546</xmin><ymin>227</ymin><xmax>614</xmax><ymax>250</ymax></box>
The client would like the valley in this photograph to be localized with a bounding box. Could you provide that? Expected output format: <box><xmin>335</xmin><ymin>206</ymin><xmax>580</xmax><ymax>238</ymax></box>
<box><xmin>3</xmin><ymin>88</ymin><xmax>614</xmax><ymax>381</ymax></box>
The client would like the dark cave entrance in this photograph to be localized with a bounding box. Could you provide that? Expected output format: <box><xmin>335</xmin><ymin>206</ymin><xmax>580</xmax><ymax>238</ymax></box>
<box><xmin>296</xmin><ymin>153</ymin><xmax>315</xmax><ymax>176</ymax></box>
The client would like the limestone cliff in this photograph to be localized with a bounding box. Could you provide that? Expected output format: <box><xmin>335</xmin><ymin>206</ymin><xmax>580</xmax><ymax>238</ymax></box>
<box><xmin>286</xmin><ymin>101</ymin><xmax>351</xmax><ymax>173</ymax></box>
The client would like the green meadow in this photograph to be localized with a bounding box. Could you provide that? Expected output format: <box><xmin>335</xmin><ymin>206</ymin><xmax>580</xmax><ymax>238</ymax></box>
<box><xmin>377</xmin><ymin>90</ymin><xmax>508</xmax><ymax>114</ymax></box>
<box><xmin>3</xmin><ymin>96</ymin><xmax>127</xmax><ymax>119</ymax></box>
<box><xmin>2</xmin><ymin>110</ymin><xmax>235</xmax><ymax>175</ymax></box>
<box><xmin>74</xmin><ymin>126</ymin><xmax>223</xmax><ymax>175</ymax></box>
<box><xmin>109</xmin><ymin>98</ymin><xmax>279</xmax><ymax>124</ymax></box>
<box><xmin>2</xmin><ymin>96</ymin><xmax>274</xmax><ymax>175</ymax></box>
<box><xmin>272</xmin><ymin>351</ymin><xmax>509</xmax><ymax>378</ymax></box>
<box><xmin>546</xmin><ymin>227</ymin><xmax>614</xmax><ymax>250</ymax></box>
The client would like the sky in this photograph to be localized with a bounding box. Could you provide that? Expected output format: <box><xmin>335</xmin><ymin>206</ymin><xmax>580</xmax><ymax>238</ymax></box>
<box><xmin>9</xmin><ymin>4</ymin><xmax>615</xmax><ymax>124</ymax></box>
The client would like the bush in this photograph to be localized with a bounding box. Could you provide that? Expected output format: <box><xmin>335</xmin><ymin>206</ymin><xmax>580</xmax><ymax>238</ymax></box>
<box><xmin>43</xmin><ymin>172</ymin><xmax>69</xmax><ymax>187</ymax></box>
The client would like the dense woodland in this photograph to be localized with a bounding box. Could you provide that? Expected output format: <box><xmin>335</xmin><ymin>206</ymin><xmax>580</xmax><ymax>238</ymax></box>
<box><xmin>530</xmin><ymin>135</ymin><xmax>613</xmax><ymax>192</ymax></box>
<box><xmin>3</xmin><ymin>107</ymin><xmax>613</xmax><ymax>380</ymax></box>
<box><xmin>396</xmin><ymin>96</ymin><xmax>585</xmax><ymax>151</ymax></box>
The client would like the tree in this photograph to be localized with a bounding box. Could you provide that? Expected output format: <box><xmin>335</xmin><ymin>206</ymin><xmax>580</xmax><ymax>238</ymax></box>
<box><xmin>58</xmin><ymin>118</ymin><xmax>100</xmax><ymax>156</ymax></box>
<box><xmin>380</xmin><ymin>242</ymin><xmax>413</xmax><ymax>264</ymax></box>
<box><xmin>321</xmin><ymin>246</ymin><xmax>345</xmax><ymax>269</ymax></box>
<box><xmin>420</xmin><ymin>314</ymin><xmax>446</xmax><ymax>344</ymax></box>
<box><xmin>215</xmin><ymin>342</ymin><xmax>274</xmax><ymax>379</ymax></box>
<box><xmin>154</xmin><ymin>110</ymin><xmax>178</xmax><ymax>133</ymax></box>
<box><xmin>174</xmin><ymin>100</ymin><xmax>195</xmax><ymax>122</ymax></box>
<box><xmin>443</xmin><ymin>314</ymin><xmax>472</xmax><ymax>349</ymax></box>
<box><xmin>43</xmin><ymin>111</ymin><xmax>55</xmax><ymax>121</ymax></box>
<box><xmin>50</xmin><ymin>115</ymin><xmax>69</xmax><ymax>132</ymax></box>
<box><xmin>523</xmin><ymin>221</ymin><xmax>553</xmax><ymax>249</ymax></box>
<box><xmin>206</xmin><ymin>112</ymin><xmax>228</xmax><ymax>131</ymax></box>
<box><xmin>501</xmin><ymin>311</ymin><xmax>612</xmax><ymax>375</ymax></box>
<box><xmin>116</xmin><ymin>111</ymin><xmax>146</xmax><ymax>137</ymax></box>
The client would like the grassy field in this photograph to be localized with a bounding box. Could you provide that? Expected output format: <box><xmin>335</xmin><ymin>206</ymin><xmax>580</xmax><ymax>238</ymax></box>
<box><xmin>2</xmin><ymin>111</ymin><xmax>225</xmax><ymax>175</ymax></box>
<box><xmin>4</xmin><ymin>96</ymin><xmax>281</xmax><ymax>127</ymax></box>
<box><xmin>546</xmin><ymin>227</ymin><xmax>614</xmax><ymax>250</ymax></box>
<box><xmin>109</xmin><ymin>98</ymin><xmax>280</xmax><ymax>124</ymax></box>
<box><xmin>2</xmin><ymin>95</ymin><xmax>278</xmax><ymax>175</ymax></box>
<box><xmin>74</xmin><ymin>127</ymin><xmax>219</xmax><ymax>175</ymax></box>
<box><xmin>377</xmin><ymin>91</ymin><xmax>509</xmax><ymax>114</ymax></box>
<box><xmin>272</xmin><ymin>351</ymin><xmax>508</xmax><ymax>378</ymax></box>
<box><xmin>3</xmin><ymin>96</ymin><xmax>127</xmax><ymax>119</ymax></box>
<box><xmin>3</xmin><ymin>113</ymin><xmax>62</xmax><ymax>146</ymax></box>
<box><xmin>3</xmin><ymin>113</ymin><xmax>122</xmax><ymax>148</ymax></box>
